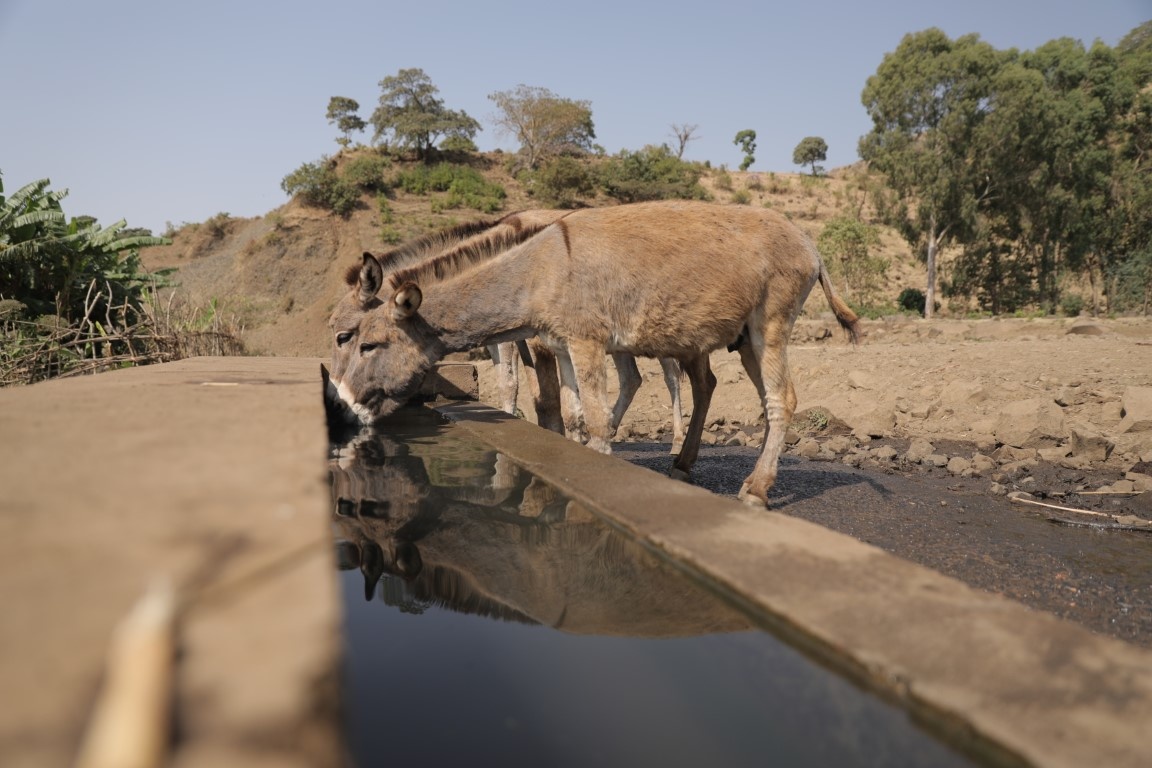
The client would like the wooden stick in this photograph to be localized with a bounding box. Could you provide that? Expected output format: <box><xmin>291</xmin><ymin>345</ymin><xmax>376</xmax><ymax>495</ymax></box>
<box><xmin>1008</xmin><ymin>493</ymin><xmax>1112</xmax><ymax>518</ymax></box>
<box><xmin>75</xmin><ymin>580</ymin><xmax>177</xmax><ymax>768</ymax></box>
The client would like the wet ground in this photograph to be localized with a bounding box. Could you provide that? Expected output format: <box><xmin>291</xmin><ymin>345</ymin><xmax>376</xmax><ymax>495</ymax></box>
<box><xmin>613</xmin><ymin>441</ymin><xmax>1152</xmax><ymax>648</ymax></box>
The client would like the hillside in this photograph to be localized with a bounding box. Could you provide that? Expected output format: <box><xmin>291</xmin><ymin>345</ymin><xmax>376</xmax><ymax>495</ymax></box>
<box><xmin>139</xmin><ymin>153</ymin><xmax>920</xmax><ymax>358</ymax></box>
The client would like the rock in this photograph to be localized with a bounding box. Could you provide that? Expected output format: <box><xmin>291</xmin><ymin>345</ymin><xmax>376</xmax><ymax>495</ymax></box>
<box><xmin>993</xmin><ymin>398</ymin><xmax>1066</xmax><ymax>448</ymax></box>
<box><xmin>971</xmin><ymin>454</ymin><xmax>997</xmax><ymax>474</ymax></box>
<box><xmin>947</xmin><ymin>457</ymin><xmax>971</xmax><ymax>475</ymax></box>
<box><xmin>1069</xmin><ymin>427</ymin><xmax>1114</xmax><ymax>463</ymax></box>
<box><xmin>927</xmin><ymin>454</ymin><xmax>950</xmax><ymax>468</ymax></box>
<box><xmin>1119</xmin><ymin>386</ymin><xmax>1152</xmax><ymax>433</ymax></box>
<box><xmin>1066</xmin><ymin>319</ymin><xmax>1105</xmax><ymax>335</ymax></box>
<box><xmin>847</xmin><ymin>370</ymin><xmax>880</xmax><ymax>390</ymax></box>
<box><xmin>1037</xmin><ymin>446</ymin><xmax>1071</xmax><ymax>462</ymax></box>
<box><xmin>873</xmin><ymin>445</ymin><xmax>899</xmax><ymax>461</ymax></box>
<box><xmin>940</xmin><ymin>379</ymin><xmax>987</xmax><ymax>407</ymax></box>
<box><xmin>796</xmin><ymin>438</ymin><xmax>821</xmax><ymax>458</ymax></box>
<box><xmin>905</xmin><ymin>438</ymin><xmax>935</xmax><ymax>464</ymax></box>
<box><xmin>724</xmin><ymin>432</ymin><xmax>748</xmax><ymax>447</ymax></box>
<box><xmin>851</xmin><ymin>407</ymin><xmax>895</xmax><ymax>439</ymax></box>
<box><xmin>825</xmin><ymin>435</ymin><xmax>855</xmax><ymax>455</ymax></box>
<box><xmin>1126</xmin><ymin>472</ymin><xmax>1152</xmax><ymax>492</ymax></box>
<box><xmin>991</xmin><ymin>445</ymin><xmax>1037</xmax><ymax>463</ymax></box>
<box><xmin>700</xmin><ymin>431</ymin><xmax>718</xmax><ymax>446</ymax></box>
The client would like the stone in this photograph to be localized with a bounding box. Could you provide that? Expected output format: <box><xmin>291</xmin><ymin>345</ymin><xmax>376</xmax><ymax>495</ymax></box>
<box><xmin>947</xmin><ymin>457</ymin><xmax>971</xmax><ymax>475</ymax></box>
<box><xmin>1037</xmin><ymin>446</ymin><xmax>1072</xmax><ymax>462</ymax></box>
<box><xmin>1069</xmin><ymin>427</ymin><xmax>1114</xmax><ymax>463</ymax></box>
<box><xmin>905</xmin><ymin>438</ymin><xmax>935</xmax><ymax>464</ymax></box>
<box><xmin>927</xmin><ymin>454</ymin><xmax>950</xmax><ymax>468</ymax></box>
<box><xmin>873</xmin><ymin>445</ymin><xmax>899</xmax><ymax>461</ymax></box>
<box><xmin>1118</xmin><ymin>386</ymin><xmax>1152</xmax><ymax>433</ymax></box>
<box><xmin>851</xmin><ymin>407</ymin><xmax>895</xmax><ymax>439</ymax></box>
<box><xmin>825</xmin><ymin>435</ymin><xmax>855</xmax><ymax>455</ymax></box>
<box><xmin>971</xmin><ymin>454</ymin><xmax>997</xmax><ymax>474</ymax></box>
<box><xmin>1066</xmin><ymin>319</ymin><xmax>1105</xmax><ymax>335</ymax></box>
<box><xmin>940</xmin><ymin>379</ymin><xmax>987</xmax><ymax>407</ymax></box>
<box><xmin>993</xmin><ymin>398</ymin><xmax>1066</xmax><ymax>448</ymax></box>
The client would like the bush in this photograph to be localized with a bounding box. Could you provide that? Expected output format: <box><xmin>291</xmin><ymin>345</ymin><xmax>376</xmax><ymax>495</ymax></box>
<box><xmin>898</xmin><ymin>287</ymin><xmax>927</xmax><ymax>316</ymax></box>
<box><xmin>280</xmin><ymin>158</ymin><xmax>360</xmax><ymax>216</ymax></box>
<box><xmin>1059</xmin><ymin>293</ymin><xmax>1085</xmax><ymax>317</ymax></box>
<box><xmin>527</xmin><ymin>156</ymin><xmax>594</xmax><ymax>207</ymax></box>
<box><xmin>597</xmin><ymin>145</ymin><xmax>708</xmax><ymax>203</ymax></box>
<box><xmin>342</xmin><ymin>153</ymin><xmax>392</xmax><ymax>192</ymax></box>
<box><xmin>394</xmin><ymin>163</ymin><xmax>506</xmax><ymax>213</ymax></box>
<box><xmin>730</xmin><ymin>189</ymin><xmax>752</xmax><ymax>205</ymax></box>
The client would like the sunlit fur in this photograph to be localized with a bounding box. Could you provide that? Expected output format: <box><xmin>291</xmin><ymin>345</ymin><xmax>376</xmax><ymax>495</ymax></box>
<box><xmin>336</xmin><ymin>200</ymin><xmax>859</xmax><ymax>507</ymax></box>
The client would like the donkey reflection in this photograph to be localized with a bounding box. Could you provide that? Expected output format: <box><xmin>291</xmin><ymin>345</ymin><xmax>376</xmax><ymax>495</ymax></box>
<box><xmin>329</xmin><ymin>425</ymin><xmax>750</xmax><ymax>638</ymax></box>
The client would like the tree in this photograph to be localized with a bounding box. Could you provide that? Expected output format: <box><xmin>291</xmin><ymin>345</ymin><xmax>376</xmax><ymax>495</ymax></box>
<box><xmin>733</xmin><ymin>129</ymin><xmax>756</xmax><ymax>171</ymax></box>
<box><xmin>598</xmin><ymin>145</ymin><xmax>707</xmax><ymax>203</ymax></box>
<box><xmin>669</xmin><ymin>123</ymin><xmax>699</xmax><ymax>159</ymax></box>
<box><xmin>792</xmin><ymin>136</ymin><xmax>828</xmax><ymax>176</ymax></box>
<box><xmin>860</xmin><ymin>29</ymin><xmax>1003</xmax><ymax>319</ymax></box>
<box><xmin>488</xmin><ymin>85</ymin><xmax>595</xmax><ymax>170</ymax></box>
<box><xmin>370</xmin><ymin>68</ymin><xmax>480</xmax><ymax>161</ymax></box>
<box><xmin>326</xmin><ymin>96</ymin><xmax>366</xmax><ymax>148</ymax></box>
<box><xmin>817</xmin><ymin>216</ymin><xmax>886</xmax><ymax>306</ymax></box>
<box><xmin>0</xmin><ymin>173</ymin><xmax>167</xmax><ymax>321</ymax></box>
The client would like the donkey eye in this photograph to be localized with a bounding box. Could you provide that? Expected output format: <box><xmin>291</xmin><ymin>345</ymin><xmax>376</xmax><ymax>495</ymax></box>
<box><xmin>336</xmin><ymin>331</ymin><xmax>354</xmax><ymax>346</ymax></box>
<box><xmin>360</xmin><ymin>342</ymin><xmax>379</xmax><ymax>354</ymax></box>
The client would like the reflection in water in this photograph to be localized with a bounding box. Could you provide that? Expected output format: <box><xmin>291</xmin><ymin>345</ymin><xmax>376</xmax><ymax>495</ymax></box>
<box><xmin>329</xmin><ymin>407</ymin><xmax>977</xmax><ymax>768</ymax></box>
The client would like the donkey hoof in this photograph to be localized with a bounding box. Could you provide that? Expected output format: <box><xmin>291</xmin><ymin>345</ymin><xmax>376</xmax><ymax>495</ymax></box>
<box><xmin>668</xmin><ymin>467</ymin><xmax>690</xmax><ymax>482</ymax></box>
<box><xmin>737</xmin><ymin>482</ymin><xmax>769</xmax><ymax>509</ymax></box>
<box><xmin>669</xmin><ymin>441</ymin><xmax>685</xmax><ymax>457</ymax></box>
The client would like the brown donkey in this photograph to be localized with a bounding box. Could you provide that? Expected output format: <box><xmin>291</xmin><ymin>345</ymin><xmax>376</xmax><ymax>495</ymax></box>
<box><xmin>334</xmin><ymin>200</ymin><xmax>858</xmax><ymax>507</ymax></box>
<box><xmin>328</xmin><ymin>210</ymin><xmax>688</xmax><ymax>448</ymax></box>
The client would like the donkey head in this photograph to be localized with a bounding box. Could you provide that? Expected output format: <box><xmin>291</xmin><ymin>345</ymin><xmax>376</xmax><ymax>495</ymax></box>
<box><xmin>327</xmin><ymin>252</ymin><xmax>443</xmax><ymax>423</ymax></box>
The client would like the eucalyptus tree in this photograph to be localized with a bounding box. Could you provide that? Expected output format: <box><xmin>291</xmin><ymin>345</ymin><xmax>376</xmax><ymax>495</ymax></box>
<box><xmin>859</xmin><ymin>29</ymin><xmax>1004</xmax><ymax>318</ymax></box>
<box><xmin>733</xmin><ymin>129</ymin><xmax>756</xmax><ymax>171</ymax></box>
<box><xmin>326</xmin><ymin>96</ymin><xmax>366</xmax><ymax>148</ymax></box>
<box><xmin>370</xmin><ymin>68</ymin><xmax>480</xmax><ymax>161</ymax></box>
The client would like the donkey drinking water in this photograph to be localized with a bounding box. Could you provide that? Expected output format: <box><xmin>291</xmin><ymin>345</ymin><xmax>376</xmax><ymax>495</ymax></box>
<box><xmin>332</xmin><ymin>200</ymin><xmax>858</xmax><ymax>507</ymax></box>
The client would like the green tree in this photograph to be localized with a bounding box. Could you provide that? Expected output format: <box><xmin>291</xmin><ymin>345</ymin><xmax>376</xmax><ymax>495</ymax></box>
<box><xmin>860</xmin><ymin>28</ymin><xmax>1004</xmax><ymax>319</ymax></box>
<box><xmin>792</xmin><ymin>136</ymin><xmax>828</xmax><ymax>176</ymax></box>
<box><xmin>488</xmin><ymin>85</ymin><xmax>595</xmax><ymax>170</ymax></box>
<box><xmin>817</xmin><ymin>216</ymin><xmax>886</xmax><ymax>306</ymax></box>
<box><xmin>326</xmin><ymin>96</ymin><xmax>366</xmax><ymax>148</ymax></box>
<box><xmin>733</xmin><ymin>129</ymin><xmax>756</xmax><ymax>171</ymax></box>
<box><xmin>0</xmin><ymin>173</ymin><xmax>167</xmax><ymax>321</ymax></box>
<box><xmin>370</xmin><ymin>68</ymin><xmax>480</xmax><ymax>161</ymax></box>
<box><xmin>597</xmin><ymin>145</ymin><xmax>707</xmax><ymax>203</ymax></box>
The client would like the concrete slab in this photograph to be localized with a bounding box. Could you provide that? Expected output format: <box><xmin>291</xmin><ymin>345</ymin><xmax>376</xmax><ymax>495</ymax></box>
<box><xmin>437</xmin><ymin>400</ymin><xmax>1152</xmax><ymax>768</ymax></box>
<box><xmin>0</xmin><ymin>357</ymin><xmax>339</xmax><ymax>768</ymax></box>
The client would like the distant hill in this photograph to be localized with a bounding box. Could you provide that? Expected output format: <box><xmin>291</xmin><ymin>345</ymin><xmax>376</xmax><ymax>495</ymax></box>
<box><xmin>139</xmin><ymin>151</ymin><xmax>919</xmax><ymax>357</ymax></box>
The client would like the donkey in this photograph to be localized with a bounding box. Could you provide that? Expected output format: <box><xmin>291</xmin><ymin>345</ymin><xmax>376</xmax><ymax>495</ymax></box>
<box><xmin>328</xmin><ymin>210</ymin><xmax>687</xmax><ymax>450</ymax></box>
<box><xmin>333</xmin><ymin>200</ymin><xmax>859</xmax><ymax>507</ymax></box>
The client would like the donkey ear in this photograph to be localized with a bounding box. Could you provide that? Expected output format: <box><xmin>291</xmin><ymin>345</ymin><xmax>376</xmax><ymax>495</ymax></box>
<box><xmin>391</xmin><ymin>281</ymin><xmax>422</xmax><ymax>320</ymax></box>
<box><xmin>358</xmin><ymin>252</ymin><xmax>384</xmax><ymax>305</ymax></box>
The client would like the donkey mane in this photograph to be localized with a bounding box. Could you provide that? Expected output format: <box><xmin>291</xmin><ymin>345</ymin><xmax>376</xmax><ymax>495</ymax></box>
<box><xmin>343</xmin><ymin>217</ymin><xmax>505</xmax><ymax>288</ymax></box>
<box><xmin>386</xmin><ymin>220</ymin><xmax>553</xmax><ymax>290</ymax></box>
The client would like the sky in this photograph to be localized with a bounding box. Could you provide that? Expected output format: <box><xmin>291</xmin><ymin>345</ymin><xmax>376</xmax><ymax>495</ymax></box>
<box><xmin>1</xmin><ymin>0</ymin><xmax>1148</xmax><ymax>235</ymax></box>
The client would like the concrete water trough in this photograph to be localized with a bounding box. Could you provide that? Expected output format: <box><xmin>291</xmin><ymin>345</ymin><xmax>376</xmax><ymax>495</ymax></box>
<box><xmin>2</xmin><ymin>357</ymin><xmax>1151</xmax><ymax>767</ymax></box>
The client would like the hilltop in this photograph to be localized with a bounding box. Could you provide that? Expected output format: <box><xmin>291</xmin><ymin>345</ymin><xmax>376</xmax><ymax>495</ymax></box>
<box><xmin>140</xmin><ymin>152</ymin><xmax>919</xmax><ymax>358</ymax></box>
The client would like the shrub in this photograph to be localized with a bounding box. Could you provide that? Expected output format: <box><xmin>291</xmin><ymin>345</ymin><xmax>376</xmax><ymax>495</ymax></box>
<box><xmin>528</xmin><ymin>156</ymin><xmax>594</xmax><ymax>207</ymax></box>
<box><xmin>394</xmin><ymin>163</ymin><xmax>506</xmax><ymax>213</ymax></box>
<box><xmin>730</xmin><ymin>189</ymin><xmax>752</xmax><ymax>205</ymax></box>
<box><xmin>281</xmin><ymin>158</ymin><xmax>360</xmax><ymax>216</ymax></box>
<box><xmin>1059</xmin><ymin>293</ymin><xmax>1085</xmax><ymax>317</ymax></box>
<box><xmin>342</xmin><ymin>153</ymin><xmax>392</xmax><ymax>192</ymax></box>
<box><xmin>898</xmin><ymin>287</ymin><xmax>927</xmax><ymax>316</ymax></box>
<box><xmin>597</xmin><ymin>145</ymin><xmax>708</xmax><ymax>203</ymax></box>
<box><xmin>712</xmin><ymin>168</ymin><xmax>733</xmax><ymax>191</ymax></box>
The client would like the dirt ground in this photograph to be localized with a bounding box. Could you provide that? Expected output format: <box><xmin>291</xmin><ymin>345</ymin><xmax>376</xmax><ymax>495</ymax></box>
<box><xmin>475</xmin><ymin>314</ymin><xmax>1152</xmax><ymax>518</ymax></box>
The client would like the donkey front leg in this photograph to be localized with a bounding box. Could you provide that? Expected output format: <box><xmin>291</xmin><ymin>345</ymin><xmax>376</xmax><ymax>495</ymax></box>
<box><xmin>608</xmin><ymin>352</ymin><xmax>643</xmax><ymax>437</ymax></box>
<box><xmin>670</xmin><ymin>354</ymin><xmax>715</xmax><ymax>481</ymax></box>
<box><xmin>566</xmin><ymin>339</ymin><xmax>614</xmax><ymax>454</ymax></box>
<box><xmin>488</xmin><ymin>342</ymin><xmax>519</xmax><ymax>415</ymax></box>
<box><xmin>521</xmin><ymin>339</ymin><xmax>564</xmax><ymax>434</ymax></box>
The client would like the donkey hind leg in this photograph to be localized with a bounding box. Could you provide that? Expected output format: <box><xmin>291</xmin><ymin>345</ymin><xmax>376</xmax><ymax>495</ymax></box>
<box><xmin>608</xmin><ymin>352</ymin><xmax>643</xmax><ymax>438</ymax></box>
<box><xmin>738</xmin><ymin>327</ymin><xmax>797</xmax><ymax>509</ymax></box>
<box><xmin>522</xmin><ymin>339</ymin><xmax>564</xmax><ymax>434</ymax></box>
<box><xmin>669</xmin><ymin>354</ymin><xmax>716</xmax><ymax>481</ymax></box>
<box><xmin>556</xmin><ymin>347</ymin><xmax>589</xmax><ymax>444</ymax></box>
<box><xmin>659</xmin><ymin>357</ymin><xmax>685</xmax><ymax>456</ymax></box>
<box><xmin>567</xmin><ymin>339</ymin><xmax>614</xmax><ymax>454</ymax></box>
<box><xmin>489</xmin><ymin>342</ymin><xmax>519</xmax><ymax>415</ymax></box>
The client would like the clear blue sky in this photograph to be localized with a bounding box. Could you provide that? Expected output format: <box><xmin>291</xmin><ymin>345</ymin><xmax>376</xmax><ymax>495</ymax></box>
<box><xmin>1</xmin><ymin>0</ymin><xmax>1147</xmax><ymax>234</ymax></box>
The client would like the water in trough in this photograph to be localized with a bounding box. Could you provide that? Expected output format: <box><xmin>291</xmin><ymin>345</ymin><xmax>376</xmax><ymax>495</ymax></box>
<box><xmin>329</xmin><ymin>407</ymin><xmax>982</xmax><ymax>767</ymax></box>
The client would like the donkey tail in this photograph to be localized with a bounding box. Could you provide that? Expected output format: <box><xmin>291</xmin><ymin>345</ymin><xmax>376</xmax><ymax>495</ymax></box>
<box><xmin>817</xmin><ymin>263</ymin><xmax>862</xmax><ymax>344</ymax></box>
